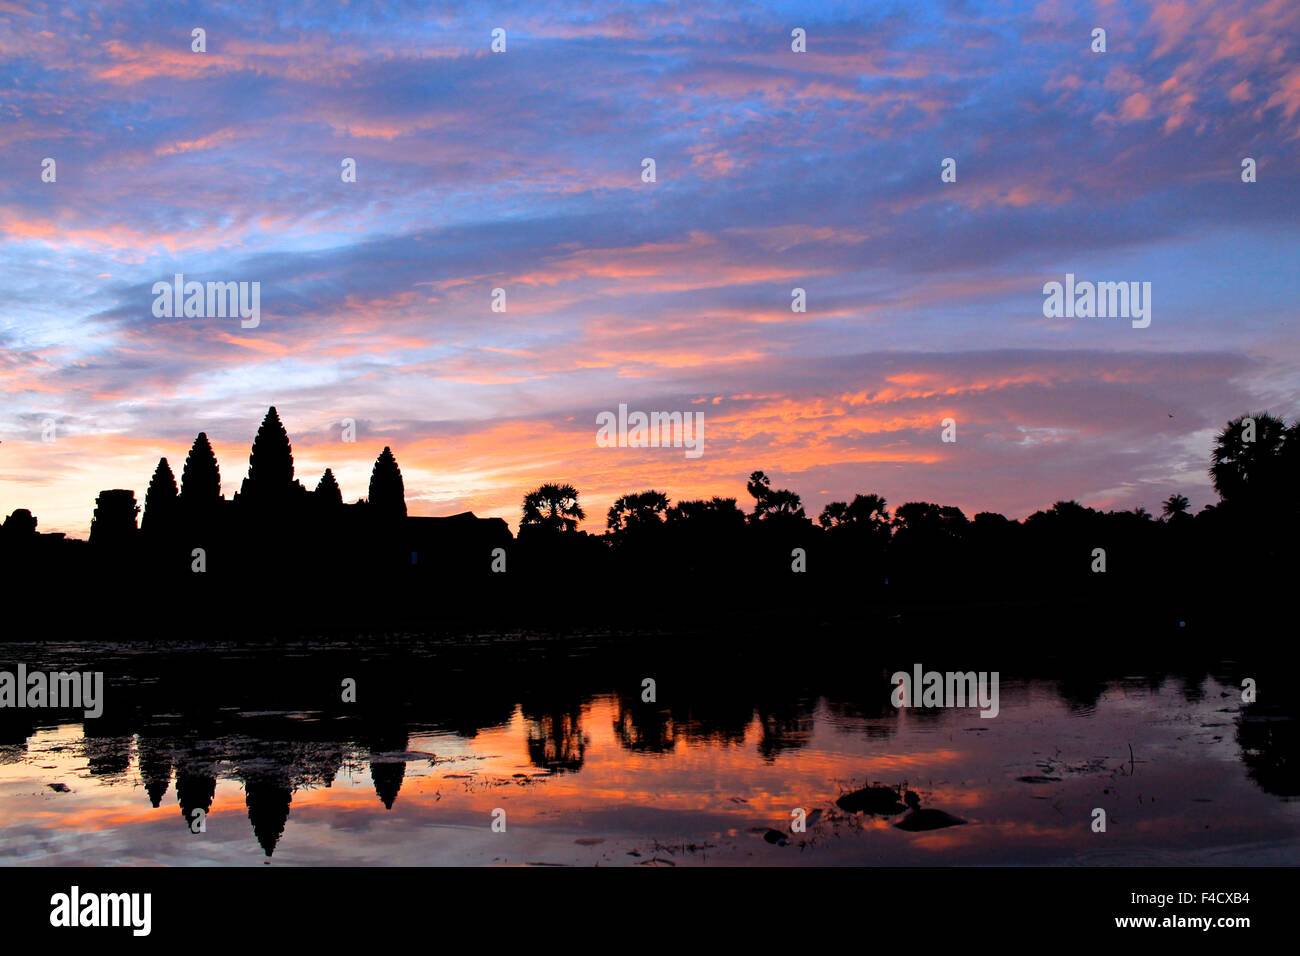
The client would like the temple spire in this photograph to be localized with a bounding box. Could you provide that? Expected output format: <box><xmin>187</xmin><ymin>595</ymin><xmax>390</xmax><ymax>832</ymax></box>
<box><xmin>368</xmin><ymin>447</ymin><xmax>406</xmax><ymax>518</ymax></box>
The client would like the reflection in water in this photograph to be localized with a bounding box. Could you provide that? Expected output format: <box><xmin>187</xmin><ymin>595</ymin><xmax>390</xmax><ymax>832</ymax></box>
<box><xmin>0</xmin><ymin>636</ymin><xmax>1297</xmax><ymax>866</ymax></box>
<box><xmin>1238</xmin><ymin>700</ymin><xmax>1300</xmax><ymax>799</ymax></box>
<box><xmin>176</xmin><ymin>763</ymin><xmax>217</xmax><ymax>831</ymax></box>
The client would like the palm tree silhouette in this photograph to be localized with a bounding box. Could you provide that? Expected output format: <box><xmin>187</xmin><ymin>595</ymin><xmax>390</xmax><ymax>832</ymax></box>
<box><xmin>666</xmin><ymin>496</ymin><xmax>745</xmax><ymax>528</ymax></box>
<box><xmin>893</xmin><ymin>501</ymin><xmax>968</xmax><ymax>536</ymax></box>
<box><xmin>746</xmin><ymin>470</ymin><xmax>805</xmax><ymax>522</ymax></box>
<box><xmin>819</xmin><ymin>493</ymin><xmax>890</xmax><ymax>531</ymax></box>
<box><xmin>1210</xmin><ymin>412</ymin><xmax>1289</xmax><ymax>506</ymax></box>
<box><xmin>606</xmin><ymin>490</ymin><xmax>669</xmax><ymax>536</ymax></box>
<box><xmin>522</xmin><ymin>482</ymin><xmax>585</xmax><ymax>533</ymax></box>
<box><xmin>1161</xmin><ymin>493</ymin><xmax>1189</xmax><ymax>518</ymax></box>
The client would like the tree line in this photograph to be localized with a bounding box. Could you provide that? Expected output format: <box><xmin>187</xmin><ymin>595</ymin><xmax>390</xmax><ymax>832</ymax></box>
<box><xmin>0</xmin><ymin>411</ymin><xmax>1295</xmax><ymax>635</ymax></box>
<box><xmin>504</xmin><ymin>412</ymin><xmax>1297</xmax><ymax>629</ymax></box>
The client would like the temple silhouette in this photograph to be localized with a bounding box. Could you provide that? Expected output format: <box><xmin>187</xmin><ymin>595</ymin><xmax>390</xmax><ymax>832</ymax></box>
<box><xmin>128</xmin><ymin>406</ymin><xmax>512</xmax><ymax>574</ymax></box>
<box><xmin>1</xmin><ymin>408</ymin><xmax>1296</xmax><ymax>635</ymax></box>
<box><xmin>1</xmin><ymin>407</ymin><xmax>512</xmax><ymax>632</ymax></box>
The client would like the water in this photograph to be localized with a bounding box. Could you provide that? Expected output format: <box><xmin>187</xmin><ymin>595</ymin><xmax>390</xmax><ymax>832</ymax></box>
<box><xmin>0</xmin><ymin>636</ymin><xmax>1295</xmax><ymax>866</ymax></box>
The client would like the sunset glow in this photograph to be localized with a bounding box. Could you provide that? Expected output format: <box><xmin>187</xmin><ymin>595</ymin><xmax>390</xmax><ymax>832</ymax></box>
<box><xmin>2</xmin><ymin>0</ymin><xmax>1298</xmax><ymax>537</ymax></box>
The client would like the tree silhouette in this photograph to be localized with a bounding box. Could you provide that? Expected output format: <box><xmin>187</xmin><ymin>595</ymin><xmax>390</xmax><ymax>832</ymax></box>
<box><xmin>142</xmin><ymin>458</ymin><xmax>178</xmax><ymax>533</ymax></box>
<box><xmin>1286</xmin><ymin>419</ymin><xmax>1300</xmax><ymax>492</ymax></box>
<box><xmin>180</xmin><ymin>432</ymin><xmax>222</xmax><ymax>504</ymax></box>
<box><xmin>241</xmin><ymin>406</ymin><xmax>295</xmax><ymax>501</ymax></box>
<box><xmin>7</xmin><ymin>400</ymin><xmax>1300</xmax><ymax>644</ymax></box>
<box><xmin>661</xmin><ymin>497</ymin><xmax>746</xmax><ymax>578</ymax></box>
<box><xmin>746</xmin><ymin>470</ymin><xmax>805</xmax><ymax>522</ymax></box>
<box><xmin>892</xmin><ymin>501</ymin><xmax>968</xmax><ymax>537</ymax></box>
<box><xmin>665</xmin><ymin>496</ymin><xmax>746</xmax><ymax>530</ymax></box>
<box><xmin>819</xmin><ymin>493</ymin><xmax>892</xmax><ymax>583</ymax></box>
<box><xmin>606</xmin><ymin>490</ymin><xmax>669</xmax><ymax>537</ymax></box>
<box><xmin>368</xmin><ymin>447</ymin><xmax>407</xmax><ymax>519</ymax></box>
<box><xmin>1210</xmin><ymin>412</ymin><xmax>1289</xmax><ymax>507</ymax></box>
<box><xmin>1043</xmin><ymin>499</ymin><xmax>1092</xmax><ymax>523</ymax></box>
<box><xmin>314</xmin><ymin>468</ymin><xmax>342</xmax><ymax>506</ymax></box>
<box><xmin>522</xmin><ymin>482</ymin><xmax>584</xmax><ymax>533</ymax></box>
<box><xmin>819</xmin><ymin>493</ymin><xmax>890</xmax><ymax>531</ymax></box>
<box><xmin>818</xmin><ymin>501</ymin><xmax>849</xmax><ymax>529</ymax></box>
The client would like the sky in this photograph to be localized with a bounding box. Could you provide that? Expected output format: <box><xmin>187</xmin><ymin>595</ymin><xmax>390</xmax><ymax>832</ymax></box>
<box><xmin>2</xmin><ymin>0</ymin><xmax>1298</xmax><ymax>537</ymax></box>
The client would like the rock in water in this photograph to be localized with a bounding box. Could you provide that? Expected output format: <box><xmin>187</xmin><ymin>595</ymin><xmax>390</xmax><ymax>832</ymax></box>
<box><xmin>836</xmin><ymin>785</ymin><xmax>908</xmax><ymax>815</ymax></box>
<box><xmin>893</xmin><ymin>790</ymin><xmax>967</xmax><ymax>831</ymax></box>
<box><xmin>763</xmin><ymin>828</ymin><xmax>790</xmax><ymax>845</ymax></box>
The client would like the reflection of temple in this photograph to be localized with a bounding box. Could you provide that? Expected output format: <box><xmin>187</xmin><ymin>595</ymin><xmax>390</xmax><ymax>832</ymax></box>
<box><xmin>0</xmin><ymin>640</ymin><xmax>848</xmax><ymax>857</ymax></box>
<box><xmin>176</xmin><ymin>766</ymin><xmax>217</xmax><ymax>830</ymax></box>
<box><xmin>368</xmin><ymin>729</ymin><xmax>411</xmax><ymax>810</ymax></box>
<box><xmin>371</xmin><ymin>762</ymin><xmax>406</xmax><ymax>810</ymax></box>
<box><xmin>9</xmin><ymin>639</ymin><xmax>1289</xmax><ymax>860</ymax></box>
<box><xmin>119</xmin><ymin>736</ymin><xmax>379</xmax><ymax>858</ymax></box>
<box><xmin>138</xmin><ymin>736</ymin><xmax>172</xmax><ymax>808</ymax></box>
<box><xmin>244</xmin><ymin>773</ymin><xmax>293</xmax><ymax>858</ymax></box>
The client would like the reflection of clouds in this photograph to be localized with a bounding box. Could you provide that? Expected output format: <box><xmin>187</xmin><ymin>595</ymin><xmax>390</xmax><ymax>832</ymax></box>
<box><xmin>0</xmin><ymin>681</ymin><xmax>1294</xmax><ymax>865</ymax></box>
